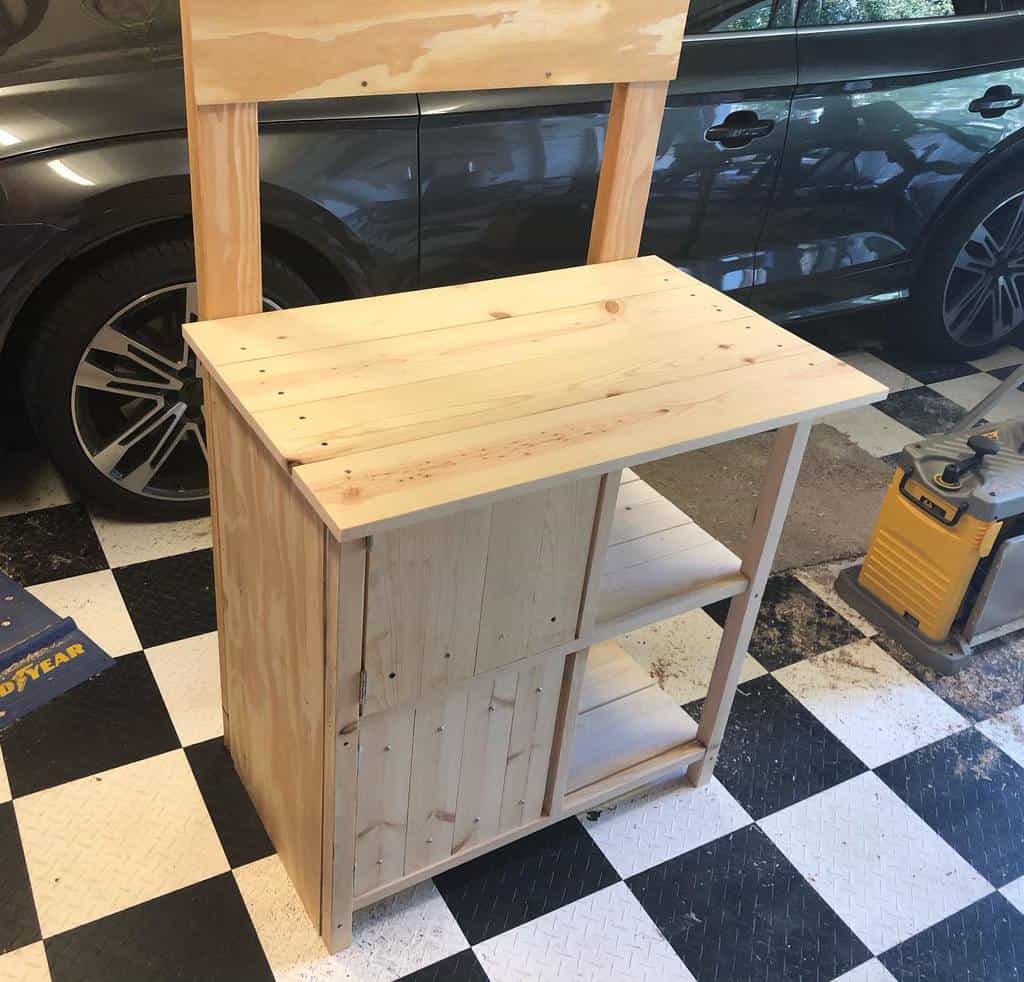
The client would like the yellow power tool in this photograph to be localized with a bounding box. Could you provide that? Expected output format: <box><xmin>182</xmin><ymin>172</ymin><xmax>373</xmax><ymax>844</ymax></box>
<box><xmin>837</xmin><ymin>365</ymin><xmax>1024</xmax><ymax>674</ymax></box>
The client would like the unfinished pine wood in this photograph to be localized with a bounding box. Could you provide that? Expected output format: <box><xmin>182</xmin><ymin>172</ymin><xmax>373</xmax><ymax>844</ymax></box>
<box><xmin>567</xmin><ymin>680</ymin><xmax>698</xmax><ymax>793</ymax></box>
<box><xmin>181</xmin><ymin>0</ymin><xmax>689</xmax><ymax>106</ymax></box>
<box><xmin>579</xmin><ymin>639</ymin><xmax>656</xmax><ymax>714</ymax></box>
<box><xmin>363</xmin><ymin>507</ymin><xmax>491</xmax><ymax>715</ymax></box>
<box><xmin>404</xmin><ymin>686</ymin><xmax>469</xmax><ymax>873</ymax></box>
<box><xmin>588</xmin><ymin>81</ymin><xmax>670</xmax><ymax>264</ymax></box>
<box><xmin>453</xmin><ymin>668</ymin><xmax>518</xmax><ymax>853</ymax></box>
<box><xmin>498</xmin><ymin>657</ymin><xmax>564</xmax><ymax>833</ymax></box>
<box><xmin>476</xmin><ymin>478</ymin><xmax>600</xmax><ymax>673</ymax></box>
<box><xmin>542</xmin><ymin>648</ymin><xmax>590</xmax><ymax>815</ymax></box>
<box><xmin>203</xmin><ymin>381</ymin><xmax>326</xmax><ymax>926</ymax></box>
<box><xmin>354</xmin><ymin>705</ymin><xmax>415</xmax><ymax>896</ymax></box>
<box><xmin>323</xmin><ymin>537</ymin><xmax>366</xmax><ymax>950</ymax></box>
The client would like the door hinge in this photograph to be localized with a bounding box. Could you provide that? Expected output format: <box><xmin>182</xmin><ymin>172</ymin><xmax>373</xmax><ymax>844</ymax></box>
<box><xmin>359</xmin><ymin>669</ymin><xmax>368</xmax><ymax>708</ymax></box>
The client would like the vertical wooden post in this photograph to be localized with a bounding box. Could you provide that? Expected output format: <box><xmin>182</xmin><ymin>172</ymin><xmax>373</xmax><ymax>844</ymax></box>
<box><xmin>687</xmin><ymin>422</ymin><xmax>812</xmax><ymax>786</ymax></box>
<box><xmin>587</xmin><ymin>80</ymin><xmax>669</xmax><ymax>264</ymax></box>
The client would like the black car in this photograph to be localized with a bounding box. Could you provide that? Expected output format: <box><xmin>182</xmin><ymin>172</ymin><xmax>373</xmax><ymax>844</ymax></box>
<box><xmin>1</xmin><ymin>0</ymin><xmax>1023</xmax><ymax>519</ymax></box>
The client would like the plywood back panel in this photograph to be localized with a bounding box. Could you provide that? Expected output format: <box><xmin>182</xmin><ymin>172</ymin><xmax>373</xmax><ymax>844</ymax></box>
<box><xmin>181</xmin><ymin>0</ymin><xmax>689</xmax><ymax>106</ymax></box>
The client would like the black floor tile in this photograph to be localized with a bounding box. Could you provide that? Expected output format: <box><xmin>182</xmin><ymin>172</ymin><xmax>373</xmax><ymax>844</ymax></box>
<box><xmin>629</xmin><ymin>824</ymin><xmax>871</xmax><ymax>982</ymax></box>
<box><xmin>704</xmin><ymin>573</ymin><xmax>864</xmax><ymax>671</ymax></box>
<box><xmin>0</xmin><ymin>801</ymin><xmax>41</xmax><ymax>955</ymax></box>
<box><xmin>45</xmin><ymin>873</ymin><xmax>273</xmax><ymax>982</ymax></box>
<box><xmin>876</xmin><ymin>353</ymin><xmax>979</xmax><ymax>385</ymax></box>
<box><xmin>0</xmin><ymin>504</ymin><xmax>107</xmax><ymax>587</ymax></box>
<box><xmin>398</xmin><ymin>950</ymin><xmax>488</xmax><ymax>982</ymax></box>
<box><xmin>0</xmin><ymin>652</ymin><xmax>179</xmax><ymax>797</ymax></box>
<box><xmin>876</xmin><ymin>387</ymin><xmax>967</xmax><ymax>437</ymax></box>
<box><xmin>113</xmin><ymin>549</ymin><xmax>216</xmax><ymax>648</ymax></box>
<box><xmin>989</xmin><ymin>364</ymin><xmax>1024</xmax><ymax>385</ymax></box>
<box><xmin>880</xmin><ymin>892</ymin><xmax>1024</xmax><ymax>982</ymax></box>
<box><xmin>876</xmin><ymin>630</ymin><xmax>1024</xmax><ymax>723</ymax></box>
<box><xmin>876</xmin><ymin>727</ymin><xmax>1024</xmax><ymax>887</ymax></box>
<box><xmin>185</xmin><ymin>738</ymin><xmax>274</xmax><ymax>868</ymax></box>
<box><xmin>434</xmin><ymin>818</ymin><xmax>619</xmax><ymax>945</ymax></box>
<box><xmin>684</xmin><ymin>675</ymin><xmax>867</xmax><ymax>820</ymax></box>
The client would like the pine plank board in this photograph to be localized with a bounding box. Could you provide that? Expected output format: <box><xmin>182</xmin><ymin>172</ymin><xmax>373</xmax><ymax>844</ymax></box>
<box><xmin>181</xmin><ymin>0</ymin><xmax>690</xmax><ymax>106</ymax></box>
<box><xmin>567</xmin><ymin>683</ymin><xmax>698</xmax><ymax>793</ymax></box>
<box><xmin>578</xmin><ymin>639</ymin><xmax>655</xmax><ymax>715</ymax></box>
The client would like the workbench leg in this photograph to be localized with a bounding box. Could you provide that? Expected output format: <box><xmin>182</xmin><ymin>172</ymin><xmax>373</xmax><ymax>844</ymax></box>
<box><xmin>688</xmin><ymin>421</ymin><xmax>812</xmax><ymax>787</ymax></box>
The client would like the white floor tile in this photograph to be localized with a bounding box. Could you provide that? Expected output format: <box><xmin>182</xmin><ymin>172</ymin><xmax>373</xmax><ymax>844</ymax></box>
<box><xmin>28</xmin><ymin>570</ymin><xmax>141</xmax><ymax>657</ymax></box>
<box><xmin>833</xmin><ymin>960</ymin><xmax>898</xmax><ymax>982</ymax></box>
<box><xmin>474</xmin><ymin>882</ymin><xmax>697</xmax><ymax>982</ymax></box>
<box><xmin>15</xmin><ymin>750</ymin><xmax>228</xmax><ymax>937</ymax></box>
<box><xmin>89</xmin><ymin>512</ymin><xmax>212</xmax><ymax>568</ymax></box>
<box><xmin>761</xmin><ymin>772</ymin><xmax>991</xmax><ymax>955</ymax></box>
<box><xmin>0</xmin><ymin>942</ymin><xmax>50</xmax><ymax>982</ymax></box>
<box><xmin>146</xmin><ymin>632</ymin><xmax>223</xmax><ymax>746</ymax></box>
<box><xmin>930</xmin><ymin>373</ymin><xmax>1024</xmax><ymax>422</ymax></box>
<box><xmin>0</xmin><ymin>747</ymin><xmax>10</xmax><ymax>804</ymax></box>
<box><xmin>968</xmin><ymin>345</ymin><xmax>1024</xmax><ymax>371</ymax></box>
<box><xmin>775</xmin><ymin>639</ymin><xmax>968</xmax><ymax>768</ymax></box>
<box><xmin>618</xmin><ymin>608</ymin><xmax>765</xmax><ymax>705</ymax></box>
<box><xmin>839</xmin><ymin>351</ymin><xmax>921</xmax><ymax>393</ymax></box>
<box><xmin>0</xmin><ymin>451</ymin><xmax>73</xmax><ymax>519</ymax></box>
<box><xmin>583</xmin><ymin>776</ymin><xmax>750</xmax><ymax>878</ymax></box>
<box><xmin>1002</xmin><ymin>874</ymin><xmax>1024</xmax><ymax>916</ymax></box>
<box><xmin>794</xmin><ymin>558</ymin><xmax>877</xmax><ymax>638</ymax></box>
<box><xmin>235</xmin><ymin>855</ymin><xmax>468</xmax><ymax>982</ymax></box>
<box><xmin>823</xmin><ymin>405</ymin><xmax>921</xmax><ymax>458</ymax></box>
<box><xmin>977</xmin><ymin>705</ymin><xmax>1024</xmax><ymax>770</ymax></box>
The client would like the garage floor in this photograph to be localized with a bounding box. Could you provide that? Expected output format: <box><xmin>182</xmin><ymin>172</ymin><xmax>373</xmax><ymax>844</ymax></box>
<box><xmin>1</xmin><ymin>343</ymin><xmax>1024</xmax><ymax>982</ymax></box>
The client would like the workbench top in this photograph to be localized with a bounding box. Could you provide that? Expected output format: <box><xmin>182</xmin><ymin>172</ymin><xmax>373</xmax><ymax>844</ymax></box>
<box><xmin>185</xmin><ymin>256</ymin><xmax>885</xmax><ymax>540</ymax></box>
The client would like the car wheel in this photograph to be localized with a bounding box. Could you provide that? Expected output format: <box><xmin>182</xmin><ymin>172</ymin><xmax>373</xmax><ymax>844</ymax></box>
<box><xmin>913</xmin><ymin>171</ymin><xmax>1024</xmax><ymax>360</ymax></box>
<box><xmin>23</xmin><ymin>235</ymin><xmax>318</xmax><ymax>519</ymax></box>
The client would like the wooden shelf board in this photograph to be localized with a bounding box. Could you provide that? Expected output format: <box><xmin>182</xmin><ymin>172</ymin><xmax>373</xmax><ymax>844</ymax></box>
<box><xmin>578</xmin><ymin>639</ymin><xmax>656</xmax><ymax>715</ymax></box>
<box><xmin>594</xmin><ymin>480</ymin><xmax>747</xmax><ymax>640</ymax></box>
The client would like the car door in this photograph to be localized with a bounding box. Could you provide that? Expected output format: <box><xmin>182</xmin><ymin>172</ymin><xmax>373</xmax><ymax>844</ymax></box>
<box><xmin>417</xmin><ymin>0</ymin><xmax>797</xmax><ymax>294</ymax></box>
<box><xmin>753</xmin><ymin>0</ymin><xmax>1024</xmax><ymax>321</ymax></box>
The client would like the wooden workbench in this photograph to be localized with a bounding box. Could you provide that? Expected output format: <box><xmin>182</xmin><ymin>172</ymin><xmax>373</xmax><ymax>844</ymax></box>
<box><xmin>185</xmin><ymin>255</ymin><xmax>885</xmax><ymax>949</ymax></box>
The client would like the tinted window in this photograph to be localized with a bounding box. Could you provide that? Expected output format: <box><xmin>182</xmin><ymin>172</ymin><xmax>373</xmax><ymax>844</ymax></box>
<box><xmin>685</xmin><ymin>0</ymin><xmax>795</xmax><ymax>33</ymax></box>
<box><xmin>799</xmin><ymin>0</ymin><xmax>1022</xmax><ymax>25</ymax></box>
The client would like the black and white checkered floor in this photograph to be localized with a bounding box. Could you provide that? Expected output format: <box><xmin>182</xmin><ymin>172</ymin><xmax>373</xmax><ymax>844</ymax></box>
<box><xmin>2</xmin><ymin>343</ymin><xmax>1024</xmax><ymax>982</ymax></box>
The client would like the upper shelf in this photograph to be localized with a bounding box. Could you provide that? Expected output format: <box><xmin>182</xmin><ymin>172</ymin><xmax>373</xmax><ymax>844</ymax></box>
<box><xmin>185</xmin><ymin>256</ymin><xmax>887</xmax><ymax>540</ymax></box>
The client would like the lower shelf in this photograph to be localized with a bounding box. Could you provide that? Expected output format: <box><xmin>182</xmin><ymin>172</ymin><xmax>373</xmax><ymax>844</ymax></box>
<box><xmin>593</xmin><ymin>474</ymin><xmax>747</xmax><ymax>642</ymax></box>
<box><xmin>566</xmin><ymin>640</ymin><xmax>699</xmax><ymax>794</ymax></box>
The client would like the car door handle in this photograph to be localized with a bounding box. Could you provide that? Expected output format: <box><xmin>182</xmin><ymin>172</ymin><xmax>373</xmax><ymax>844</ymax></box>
<box><xmin>705</xmin><ymin>111</ymin><xmax>775</xmax><ymax>149</ymax></box>
<box><xmin>969</xmin><ymin>85</ymin><xmax>1023</xmax><ymax>119</ymax></box>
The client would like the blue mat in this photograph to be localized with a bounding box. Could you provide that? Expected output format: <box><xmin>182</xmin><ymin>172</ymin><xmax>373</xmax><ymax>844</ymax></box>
<box><xmin>0</xmin><ymin>571</ymin><xmax>114</xmax><ymax>731</ymax></box>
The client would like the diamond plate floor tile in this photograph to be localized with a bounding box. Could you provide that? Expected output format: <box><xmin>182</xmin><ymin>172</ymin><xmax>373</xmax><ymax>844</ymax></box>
<box><xmin>1002</xmin><ymin>876</ymin><xmax>1024</xmax><ymax>916</ymax></box>
<box><xmin>932</xmin><ymin>373</ymin><xmax>1024</xmax><ymax>423</ymax></box>
<box><xmin>435</xmin><ymin>818</ymin><xmax>619</xmax><ymax>945</ymax></box>
<box><xmin>834</xmin><ymin>960</ymin><xmax>898</xmax><ymax>982</ymax></box>
<box><xmin>28</xmin><ymin>570</ymin><xmax>141</xmax><ymax>657</ymax></box>
<box><xmin>474</xmin><ymin>882</ymin><xmax>697</xmax><ymax>982</ymax></box>
<box><xmin>628</xmin><ymin>824</ymin><xmax>871</xmax><ymax>982</ymax></box>
<box><xmin>978</xmin><ymin>705</ymin><xmax>1024</xmax><ymax>769</ymax></box>
<box><xmin>15</xmin><ymin>750</ymin><xmax>228</xmax><ymax>937</ymax></box>
<box><xmin>872</xmin><ymin>353</ymin><xmax>977</xmax><ymax>386</ymax></box>
<box><xmin>838</xmin><ymin>351</ymin><xmax>921</xmax><ymax>393</ymax></box>
<box><xmin>0</xmin><ymin>449</ymin><xmax>73</xmax><ymax>520</ymax></box>
<box><xmin>684</xmin><ymin>674</ymin><xmax>867</xmax><ymax>821</ymax></box>
<box><xmin>186</xmin><ymin>738</ymin><xmax>273</xmax><ymax>869</ymax></box>
<box><xmin>0</xmin><ymin>505</ymin><xmax>107</xmax><ymax>587</ymax></box>
<box><xmin>876</xmin><ymin>387</ymin><xmax>967</xmax><ymax>437</ymax></box>
<box><xmin>582</xmin><ymin>776</ymin><xmax>751</xmax><ymax>878</ymax></box>
<box><xmin>618</xmin><ymin>608</ymin><xmax>765</xmax><ymax>705</ymax></box>
<box><xmin>822</xmin><ymin>405</ymin><xmax>920</xmax><ymax>458</ymax></box>
<box><xmin>760</xmin><ymin>772</ymin><xmax>991</xmax><ymax>954</ymax></box>
<box><xmin>235</xmin><ymin>855</ymin><xmax>468</xmax><ymax>982</ymax></box>
<box><xmin>968</xmin><ymin>344</ymin><xmax>1024</xmax><ymax>371</ymax></box>
<box><xmin>113</xmin><ymin>549</ymin><xmax>216</xmax><ymax>648</ymax></box>
<box><xmin>397</xmin><ymin>950</ymin><xmax>488</xmax><ymax>982</ymax></box>
<box><xmin>89</xmin><ymin>512</ymin><xmax>212</xmax><ymax>568</ymax></box>
<box><xmin>774</xmin><ymin>639</ymin><xmax>969</xmax><ymax>768</ymax></box>
<box><xmin>876</xmin><ymin>727</ymin><xmax>1024</xmax><ymax>888</ymax></box>
<box><xmin>0</xmin><ymin>652</ymin><xmax>180</xmax><ymax>797</ymax></box>
<box><xmin>147</xmin><ymin>632</ymin><xmax>223</xmax><ymax>747</ymax></box>
<box><xmin>878</xmin><ymin>892</ymin><xmax>1024</xmax><ymax>982</ymax></box>
<box><xmin>793</xmin><ymin>558</ymin><xmax>879</xmax><ymax>638</ymax></box>
<box><xmin>0</xmin><ymin>942</ymin><xmax>49</xmax><ymax>982</ymax></box>
<box><xmin>0</xmin><ymin>802</ymin><xmax>40</xmax><ymax>956</ymax></box>
<box><xmin>44</xmin><ymin>873</ymin><xmax>272</xmax><ymax>982</ymax></box>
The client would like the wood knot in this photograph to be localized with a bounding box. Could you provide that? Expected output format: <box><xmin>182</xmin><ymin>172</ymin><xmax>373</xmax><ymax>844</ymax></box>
<box><xmin>605</xmin><ymin>300</ymin><xmax>621</xmax><ymax>314</ymax></box>
<box><xmin>490</xmin><ymin>310</ymin><xmax>511</xmax><ymax>319</ymax></box>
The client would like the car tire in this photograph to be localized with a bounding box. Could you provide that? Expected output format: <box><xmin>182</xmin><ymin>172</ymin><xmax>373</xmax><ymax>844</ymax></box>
<box><xmin>23</xmin><ymin>235</ymin><xmax>318</xmax><ymax>520</ymax></box>
<box><xmin>912</xmin><ymin>169</ymin><xmax>1024</xmax><ymax>360</ymax></box>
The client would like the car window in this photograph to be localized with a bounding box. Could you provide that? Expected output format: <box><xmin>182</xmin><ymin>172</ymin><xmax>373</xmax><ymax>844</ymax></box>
<box><xmin>798</xmin><ymin>0</ymin><xmax>1023</xmax><ymax>26</ymax></box>
<box><xmin>685</xmin><ymin>0</ymin><xmax>796</xmax><ymax>34</ymax></box>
